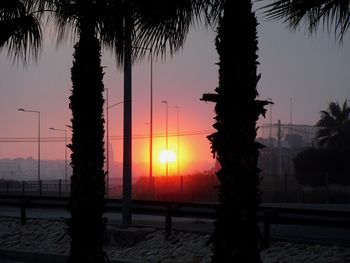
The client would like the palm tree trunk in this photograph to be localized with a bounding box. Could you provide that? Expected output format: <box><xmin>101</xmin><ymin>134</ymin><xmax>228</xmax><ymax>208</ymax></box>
<box><xmin>68</xmin><ymin>17</ymin><xmax>107</xmax><ymax>263</ymax></box>
<box><xmin>203</xmin><ymin>1</ymin><xmax>269</xmax><ymax>262</ymax></box>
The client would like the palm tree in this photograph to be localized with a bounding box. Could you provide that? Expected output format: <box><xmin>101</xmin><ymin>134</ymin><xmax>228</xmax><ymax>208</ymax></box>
<box><xmin>3</xmin><ymin>1</ymin><xmax>268</xmax><ymax>261</ymax></box>
<box><xmin>316</xmin><ymin>100</ymin><xmax>350</xmax><ymax>148</ymax></box>
<box><xmin>0</xmin><ymin>0</ymin><xmax>42</xmax><ymax>62</ymax></box>
<box><xmin>101</xmin><ymin>0</ymin><xmax>207</xmax><ymax>228</ymax></box>
<box><xmin>3</xmin><ymin>0</ymin><xmax>210</xmax><ymax>261</ymax></box>
<box><xmin>202</xmin><ymin>1</ymin><xmax>269</xmax><ymax>262</ymax></box>
<box><xmin>39</xmin><ymin>1</ymin><xmax>109</xmax><ymax>261</ymax></box>
<box><xmin>261</xmin><ymin>0</ymin><xmax>350</xmax><ymax>40</ymax></box>
<box><xmin>37</xmin><ymin>0</ymin><xmax>209</xmax><ymax>261</ymax></box>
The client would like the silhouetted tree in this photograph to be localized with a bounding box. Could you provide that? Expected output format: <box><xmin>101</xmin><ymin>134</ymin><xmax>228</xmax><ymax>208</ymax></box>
<box><xmin>295</xmin><ymin>101</ymin><xmax>350</xmax><ymax>188</ymax></box>
<box><xmin>294</xmin><ymin>148</ymin><xmax>328</xmax><ymax>186</ymax></box>
<box><xmin>295</xmin><ymin>147</ymin><xmax>350</xmax><ymax>186</ymax></box>
<box><xmin>261</xmin><ymin>0</ymin><xmax>350</xmax><ymax>40</ymax></box>
<box><xmin>1</xmin><ymin>0</ymin><xmax>108</xmax><ymax>261</ymax></box>
<box><xmin>202</xmin><ymin>1</ymin><xmax>269</xmax><ymax>262</ymax></box>
<box><xmin>262</xmin><ymin>0</ymin><xmax>350</xmax><ymax>200</ymax></box>
<box><xmin>33</xmin><ymin>0</ymin><xmax>211</xmax><ymax>262</ymax></box>
<box><xmin>0</xmin><ymin>0</ymin><xmax>42</xmax><ymax>62</ymax></box>
<box><xmin>316</xmin><ymin>101</ymin><xmax>350</xmax><ymax>149</ymax></box>
<box><xmin>68</xmin><ymin>6</ymin><xmax>106</xmax><ymax>263</ymax></box>
<box><xmin>3</xmin><ymin>1</ymin><xmax>270</xmax><ymax>261</ymax></box>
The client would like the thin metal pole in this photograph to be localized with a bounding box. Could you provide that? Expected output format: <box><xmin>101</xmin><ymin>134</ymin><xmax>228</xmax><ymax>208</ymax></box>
<box><xmin>175</xmin><ymin>106</ymin><xmax>179</xmax><ymax>177</ymax></box>
<box><xmin>162</xmin><ymin>101</ymin><xmax>168</xmax><ymax>177</ymax></box>
<box><xmin>129</xmin><ymin>45</ymin><xmax>153</xmax><ymax>196</ymax></box>
<box><xmin>49</xmin><ymin>128</ymin><xmax>68</xmax><ymax>185</ymax></box>
<box><xmin>269</xmin><ymin>104</ymin><xmax>272</xmax><ymax>176</ymax></box>
<box><xmin>106</xmin><ymin>99</ymin><xmax>124</xmax><ymax>197</ymax></box>
<box><xmin>122</xmin><ymin>3</ymin><xmax>132</xmax><ymax>227</ymax></box>
<box><xmin>18</xmin><ymin>109</ymin><xmax>40</xmax><ymax>185</ymax></box>
<box><xmin>277</xmin><ymin>120</ymin><xmax>282</xmax><ymax>177</ymax></box>
<box><xmin>106</xmin><ymin>88</ymin><xmax>110</xmax><ymax>196</ymax></box>
<box><xmin>290</xmin><ymin>97</ymin><xmax>293</xmax><ymax>134</ymax></box>
<box><xmin>64</xmin><ymin>130</ymin><xmax>67</xmax><ymax>185</ymax></box>
<box><xmin>166</xmin><ymin>103</ymin><xmax>168</xmax><ymax>177</ymax></box>
<box><xmin>150</xmin><ymin>48</ymin><xmax>153</xmax><ymax>197</ymax></box>
<box><xmin>175</xmin><ymin>106</ymin><xmax>182</xmax><ymax>196</ymax></box>
<box><xmin>38</xmin><ymin>111</ymin><xmax>40</xmax><ymax>184</ymax></box>
<box><xmin>269</xmin><ymin>104</ymin><xmax>272</xmax><ymax>145</ymax></box>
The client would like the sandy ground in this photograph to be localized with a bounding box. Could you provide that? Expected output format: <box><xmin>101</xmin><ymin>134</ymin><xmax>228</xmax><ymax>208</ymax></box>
<box><xmin>0</xmin><ymin>217</ymin><xmax>349</xmax><ymax>262</ymax></box>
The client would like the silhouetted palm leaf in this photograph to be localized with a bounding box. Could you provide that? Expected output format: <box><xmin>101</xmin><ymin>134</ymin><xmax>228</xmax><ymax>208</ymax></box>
<box><xmin>0</xmin><ymin>0</ymin><xmax>43</xmax><ymax>62</ymax></box>
<box><xmin>261</xmin><ymin>0</ymin><xmax>350</xmax><ymax>40</ymax></box>
<box><xmin>316</xmin><ymin>100</ymin><xmax>350</xmax><ymax>147</ymax></box>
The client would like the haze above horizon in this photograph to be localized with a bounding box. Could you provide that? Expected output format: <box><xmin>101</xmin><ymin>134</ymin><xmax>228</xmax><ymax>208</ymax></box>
<box><xmin>1</xmin><ymin>5</ymin><xmax>350</xmax><ymax>173</ymax></box>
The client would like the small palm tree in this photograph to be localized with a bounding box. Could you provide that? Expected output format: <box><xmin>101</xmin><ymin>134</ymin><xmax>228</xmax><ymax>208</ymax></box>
<box><xmin>0</xmin><ymin>0</ymin><xmax>42</xmax><ymax>62</ymax></box>
<box><xmin>316</xmin><ymin>100</ymin><xmax>350</xmax><ymax>148</ymax></box>
<box><xmin>261</xmin><ymin>0</ymin><xmax>350</xmax><ymax>40</ymax></box>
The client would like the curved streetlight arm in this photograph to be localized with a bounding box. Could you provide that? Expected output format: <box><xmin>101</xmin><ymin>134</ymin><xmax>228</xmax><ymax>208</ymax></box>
<box><xmin>18</xmin><ymin>107</ymin><xmax>41</xmax><ymax>184</ymax></box>
<box><xmin>105</xmin><ymin>96</ymin><xmax>124</xmax><ymax>197</ymax></box>
<box><xmin>49</xmin><ymin>127</ymin><xmax>66</xmax><ymax>132</ymax></box>
<box><xmin>107</xmin><ymin>101</ymin><xmax>124</xmax><ymax>109</ymax></box>
<box><xmin>18</xmin><ymin>108</ymin><xmax>39</xmax><ymax>114</ymax></box>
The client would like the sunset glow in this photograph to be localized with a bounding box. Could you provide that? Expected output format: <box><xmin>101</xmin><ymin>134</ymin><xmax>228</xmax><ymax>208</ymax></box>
<box><xmin>159</xmin><ymin>149</ymin><xmax>176</xmax><ymax>164</ymax></box>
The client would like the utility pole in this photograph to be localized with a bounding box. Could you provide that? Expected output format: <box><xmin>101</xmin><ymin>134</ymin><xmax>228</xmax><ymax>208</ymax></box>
<box><xmin>277</xmin><ymin>120</ymin><xmax>282</xmax><ymax>177</ymax></box>
<box><xmin>162</xmin><ymin>100</ymin><xmax>168</xmax><ymax>177</ymax></box>
<box><xmin>122</xmin><ymin>1</ymin><xmax>132</xmax><ymax>227</ymax></box>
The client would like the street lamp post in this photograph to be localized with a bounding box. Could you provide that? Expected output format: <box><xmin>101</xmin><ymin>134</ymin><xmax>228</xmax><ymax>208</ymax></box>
<box><xmin>174</xmin><ymin>106</ymin><xmax>182</xmax><ymax>194</ymax></box>
<box><xmin>105</xmin><ymin>88</ymin><xmax>124</xmax><ymax>197</ymax></box>
<box><xmin>49</xmin><ymin>128</ymin><xmax>68</xmax><ymax>185</ymax></box>
<box><xmin>106</xmin><ymin>88</ymin><xmax>110</xmax><ymax>196</ymax></box>
<box><xmin>174</xmin><ymin>106</ymin><xmax>180</xmax><ymax>176</ymax></box>
<box><xmin>162</xmin><ymin>100</ymin><xmax>168</xmax><ymax>177</ymax></box>
<box><xmin>122</xmin><ymin>35</ymin><xmax>154</xmax><ymax>224</ymax></box>
<box><xmin>123</xmin><ymin>9</ymin><xmax>132</xmax><ymax>227</ymax></box>
<box><xmin>18</xmin><ymin>108</ymin><xmax>40</xmax><ymax>185</ymax></box>
<box><xmin>148</xmin><ymin>48</ymin><xmax>154</xmax><ymax>198</ymax></box>
<box><xmin>269</xmin><ymin>103</ymin><xmax>272</xmax><ymax>177</ymax></box>
<box><xmin>133</xmin><ymin>46</ymin><xmax>154</xmax><ymax>197</ymax></box>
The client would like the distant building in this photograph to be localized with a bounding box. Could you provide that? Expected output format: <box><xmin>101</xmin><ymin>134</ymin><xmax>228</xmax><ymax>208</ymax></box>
<box><xmin>257</xmin><ymin>122</ymin><xmax>319</xmax><ymax>178</ymax></box>
<box><xmin>259</xmin><ymin>123</ymin><xmax>318</xmax><ymax>148</ymax></box>
<box><xmin>0</xmin><ymin>157</ymin><xmax>71</xmax><ymax>181</ymax></box>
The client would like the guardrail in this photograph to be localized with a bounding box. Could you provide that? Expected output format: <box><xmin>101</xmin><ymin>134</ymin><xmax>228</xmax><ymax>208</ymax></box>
<box><xmin>0</xmin><ymin>180</ymin><xmax>70</xmax><ymax>197</ymax></box>
<box><xmin>0</xmin><ymin>181</ymin><xmax>116</xmax><ymax>196</ymax></box>
<box><xmin>0</xmin><ymin>194</ymin><xmax>349</xmax><ymax>245</ymax></box>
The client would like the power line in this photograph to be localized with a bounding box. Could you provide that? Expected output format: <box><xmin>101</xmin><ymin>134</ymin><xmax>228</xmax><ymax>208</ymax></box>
<box><xmin>0</xmin><ymin>129</ymin><xmax>215</xmax><ymax>143</ymax></box>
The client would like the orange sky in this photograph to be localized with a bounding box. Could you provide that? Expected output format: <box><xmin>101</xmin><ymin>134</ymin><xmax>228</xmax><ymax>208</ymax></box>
<box><xmin>2</xmin><ymin>13</ymin><xmax>350</xmax><ymax>177</ymax></box>
<box><xmin>0</xmin><ymin>27</ymin><xmax>218</xmax><ymax>176</ymax></box>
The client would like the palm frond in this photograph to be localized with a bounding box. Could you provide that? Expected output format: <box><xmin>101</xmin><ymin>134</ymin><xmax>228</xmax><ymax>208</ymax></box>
<box><xmin>202</xmin><ymin>0</ymin><xmax>224</xmax><ymax>27</ymax></box>
<box><xmin>315</xmin><ymin>99</ymin><xmax>350</xmax><ymax>147</ymax></box>
<box><xmin>0</xmin><ymin>0</ymin><xmax>43</xmax><ymax>63</ymax></box>
<box><xmin>260</xmin><ymin>0</ymin><xmax>350</xmax><ymax>41</ymax></box>
<box><xmin>45</xmin><ymin>0</ymin><xmax>80</xmax><ymax>45</ymax></box>
<box><xmin>316</xmin><ymin>111</ymin><xmax>333</xmax><ymax>127</ymax></box>
<box><xmin>132</xmin><ymin>0</ymin><xmax>204</xmax><ymax>60</ymax></box>
<box><xmin>328</xmin><ymin>101</ymin><xmax>342</xmax><ymax>118</ymax></box>
<box><xmin>100</xmin><ymin>0</ymin><xmax>215</xmax><ymax>66</ymax></box>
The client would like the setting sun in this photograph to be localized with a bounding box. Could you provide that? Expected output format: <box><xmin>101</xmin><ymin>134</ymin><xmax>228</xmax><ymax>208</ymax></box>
<box><xmin>159</xmin><ymin>150</ymin><xmax>176</xmax><ymax>164</ymax></box>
